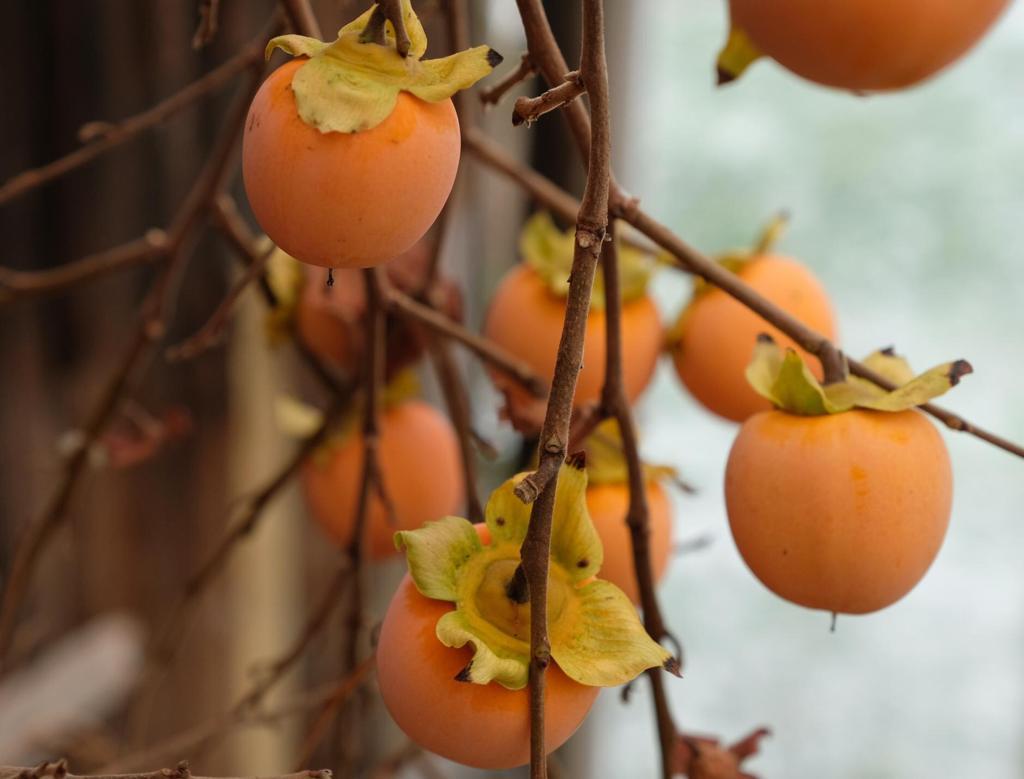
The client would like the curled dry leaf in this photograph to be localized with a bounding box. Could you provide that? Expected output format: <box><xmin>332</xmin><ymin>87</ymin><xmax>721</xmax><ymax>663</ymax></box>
<box><xmin>674</xmin><ymin>727</ymin><xmax>771</xmax><ymax>779</ymax></box>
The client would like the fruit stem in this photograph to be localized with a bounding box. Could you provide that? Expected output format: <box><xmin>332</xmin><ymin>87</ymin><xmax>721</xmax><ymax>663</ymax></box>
<box><xmin>359</xmin><ymin>0</ymin><xmax>411</xmax><ymax>57</ymax></box>
<box><xmin>505</xmin><ymin>565</ymin><xmax>529</xmax><ymax>604</ymax></box>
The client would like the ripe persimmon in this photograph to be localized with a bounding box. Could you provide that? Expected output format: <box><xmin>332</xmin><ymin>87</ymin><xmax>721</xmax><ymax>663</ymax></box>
<box><xmin>243</xmin><ymin>62</ymin><xmax>459</xmax><ymax>269</ymax></box>
<box><xmin>670</xmin><ymin>253</ymin><xmax>837</xmax><ymax>423</ymax></box>
<box><xmin>725</xmin><ymin>408</ymin><xmax>952</xmax><ymax>614</ymax></box>
<box><xmin>242</xmin><ymin>5</ymin><xmax>498</xmax><ymax>268</ymax></box>
<box><xmin>720</xmin><ymin>0</ymin><xmax>1009</xmax><ymax>91</ymax></box>
<box><xmin>586</xmin><ymin>481</ymin><xmax>673</xmax><ymax>605</ymax></box>
<box><xmin>294</xmin><ymin>240</ymin><xmax>462</xmax><ymax>380</ymax></box>
<box><xmin>483</xmin><ymin>214</ymin><xmax>662</xmax><ymax>421</ymax></box>
<box><xmin>301</xmin><ymin>400</ymin><xmax>463</xmax><ymax>558</ymax></box>
<box><xmin>376</xmin><ymin>567</ymin><xmax>599</xmax><ymax>770</ymax></box>
<box><xmin>378</xmin><ymin>461</ymin><xmax>673</xmax><ymax>768</ymax></box>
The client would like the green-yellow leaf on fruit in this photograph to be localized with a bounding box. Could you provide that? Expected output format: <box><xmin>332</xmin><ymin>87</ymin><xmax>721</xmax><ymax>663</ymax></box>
<box><xmin>745</xmin><ymin>336</ymin><xmax>972</xmax><ymax>416</ymax></box>
<box><xmin>435</xmin><ymin>609</ymin><xmax>529</xmax><ymax>689</ymax></box>
<box><xmin>771</xmin><ymin>347</ymin><xmax>832</xmax><ymax>415</ymax></box>
<box><xmin>519</xmin><ymin>211</ymin><xmax>655</xmax><ymax>308</ymax></box>
<box><xmin>550</xmin><ymin>579</ymin><xmax>674</xmax><ymax>687</ymax></box>
<box><xmin>394</xmin><ymin>460</ymin><xmax>673</xmax><ymax>691</ymax></box>
<box><xmin>265</xmin><ymin>0</ymin><xmax>500</xmax><ymax>134</ymax></box>
<box><xmin>549</xmin><ymin>456</ymin><xmax>603</xmax><ymax>583</ymax></box>
<box><xmin>716</xmin><ymin>24</ymin><xmax>763</xmax><ymax>86</ymax></box>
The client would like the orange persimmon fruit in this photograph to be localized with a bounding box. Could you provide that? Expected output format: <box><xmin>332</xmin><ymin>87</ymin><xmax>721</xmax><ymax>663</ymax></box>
<box><xmin>243</xmin><ymin>60</ymin><xmax>460</xmax><ymax>269</ymax></box>
<box><xmin>301</xmin><ymin>400</ymin><xmax>463</xmax><ymax>558</ymax></box>
<box><xmin>378</xmin><ymin>460</ymin><xmax>674</xmax><ymax>768</ymax></box>
<box><xmin>377</xmin><ymin>556</ymin><xmax>599</xmax><ymax>769</ymax></box>
<box><xmin>294</xmin><ymin>240</ymin><xmax>462</xmax><ymax>379</ymax></box>
<box><xmin>671</xmin><ymin>254</ymin><xmax>837</xmax><ymax>423</ymax></box>
<box><xmin>720</xmin><ymin>0</ymin><xmax>1010</xmax><ymax>91</ymax></box>
<box><xmin>484</xmin><ymin>264</ymin><xmax>662</xmax><ymax>412</ymax></box>
<box><xmin>586</xmin><ymin>481</ymin><xmax>673</xmax><ymax>605</ymax></box>
<box><xmin>725</xmin><ymin>408</ymin><xmax>952</xmax><ymax>614</ymax></box>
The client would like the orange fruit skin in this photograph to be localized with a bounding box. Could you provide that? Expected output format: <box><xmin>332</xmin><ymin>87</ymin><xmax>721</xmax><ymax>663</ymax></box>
<box><xmin>301</xmin><ymin>401</ymin><xmax>463</xmax><ymax>559</ymax></box>
<box><xmin>728</xmin><ymin>0</ymin><xmax>1009</xmax><ymax>91</ymax></box>
<box><xmin>671</xmin><ymin>255</ymin><xmax>837</xmax><ymax>424</ymax></box>
<box><xmin>725</xmin><ymin>409</ymin><xmax>952</xmax><ymax>615</ymax></box>
<box><xmin>243</xmin><ymin>60</ymin><xmax>461</xmax><ymax>269</ymax></box>
<box><xmin>586</xmin><ymin>482</ymin><xmax>673</xmax><ymax>605</ymax></box>
<box><xmin>483</xmin><ymin>264</ymin><xmax>663</xmax><ymax>411</ymax></box>
<box><xmin>377</xmin><ymin>573</ymin><xmax>599</xmax><ymax>769</ymax></box>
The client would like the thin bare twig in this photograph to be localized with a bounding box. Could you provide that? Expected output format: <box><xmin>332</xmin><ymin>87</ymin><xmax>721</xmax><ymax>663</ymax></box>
<box><xmin>0</xmin><ymin>232</ymin><xmax>168</xmax><ymax>306</ymax></box>
<box><xmin>509</xmin><ymin>3</ymin><xmax>612</xmax><ymax>776</ymax></box>
<box><xmin>334</xmin><ymin>267</ymin><xmax>387</xmax><ymax>777</ymax></box>
<box><xmin>480</xmin><ymin>53</ymin><xmax>535</xmax><ymax>106</ymax></box>
<box><xmin>427</xmin><ymin>336</ymin><xmax>484</xmax><ymax>522</ymax></box>
<box><xmin>600</xmin><ymin>235</ymin><xmax>679</xmax><ymax>779</ymax></box>
<box><xmin>164</xmin><ymin>243</ymin><xmax>274</xmax><ymax>363</ymax></box>
<box><xmin>512</xmin><ymin>71</ymin><xmax>584</xmax><ymax>127</ymax></box>
<box><xmin>280</xmin><ymin>0</ymin><xmax>322</xmax><ymax>38</ymax></box>
<box><xmin>0</xmin><ymin>764</ymin><xmax>329</xmax><ymax>779</ymax></box>
<box><xmin>386</xmin><ymin>287</ymin><xmax>547</xmax><ymax>398</ymax></box>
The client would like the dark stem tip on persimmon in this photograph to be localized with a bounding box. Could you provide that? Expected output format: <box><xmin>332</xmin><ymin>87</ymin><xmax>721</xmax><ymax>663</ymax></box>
<box><xmin>949</xmin><ymin>359</ymin><xmax>973</xmax><ymax>385</ymax></box>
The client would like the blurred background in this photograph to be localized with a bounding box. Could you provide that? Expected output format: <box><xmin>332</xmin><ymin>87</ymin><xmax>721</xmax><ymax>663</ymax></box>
<box><xmin>2</xmin><ymin>2</ymin><xmax>1023</xmax><ymax>778</ymax></box>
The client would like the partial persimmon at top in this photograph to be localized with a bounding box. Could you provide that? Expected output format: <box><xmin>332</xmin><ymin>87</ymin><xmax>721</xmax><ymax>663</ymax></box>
<box><xmin>719</xmin><ymin>0</ymin><xmax>1009</xmax><ymax>91</ymax></box>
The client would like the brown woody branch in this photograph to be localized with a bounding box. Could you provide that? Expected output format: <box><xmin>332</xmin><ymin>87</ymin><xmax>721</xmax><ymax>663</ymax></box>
<box><xmin>192</xmin><ymin>0</ymin><xmax>223</xmax><ymax>49</ymax></box>
<box><xmin>0</xmin><ymin>764</ymin><xmax>328</xmax><ymax>779</ymax></box>
<box><xmin>462</xmin><ymin>129</ymin><xmax>580</xmax><ymax>225</ymax></box>
<box><xmin>335</xmin><ymin>267</ymin><xmax>388</xmax><ymax>775</ymax></box>
<box><xmin>427</xmin><ymin>336</ymin><xmax>484</xmax><ymax>523</ymax></box>
<box><xmin>164</xmin><ymin>242</ymin><xmax>274</xmax><ymax>362</ymax></box>
<box><xmin>599</xmin><ymin>234</ymin><xmax>679</xmax><ymax>779</ymax></box>
<box><xmin>514</xmin><ymin>0</ymin><xmax>592</xmax><ymax>167</ymax></box>
<box><xmin>148</xmin><ymin>395</ymin><xmax>350</xmax><ymax>664</ymax></box>
<box><xmin>280</xmin><ymin>0</ymin><xmax>321</xmax><ymax>38</ymax></box>
<box><xmin>512</xmin><ymin>71</ymin><xmax>584</xmax><ymax>127</ymax></box>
